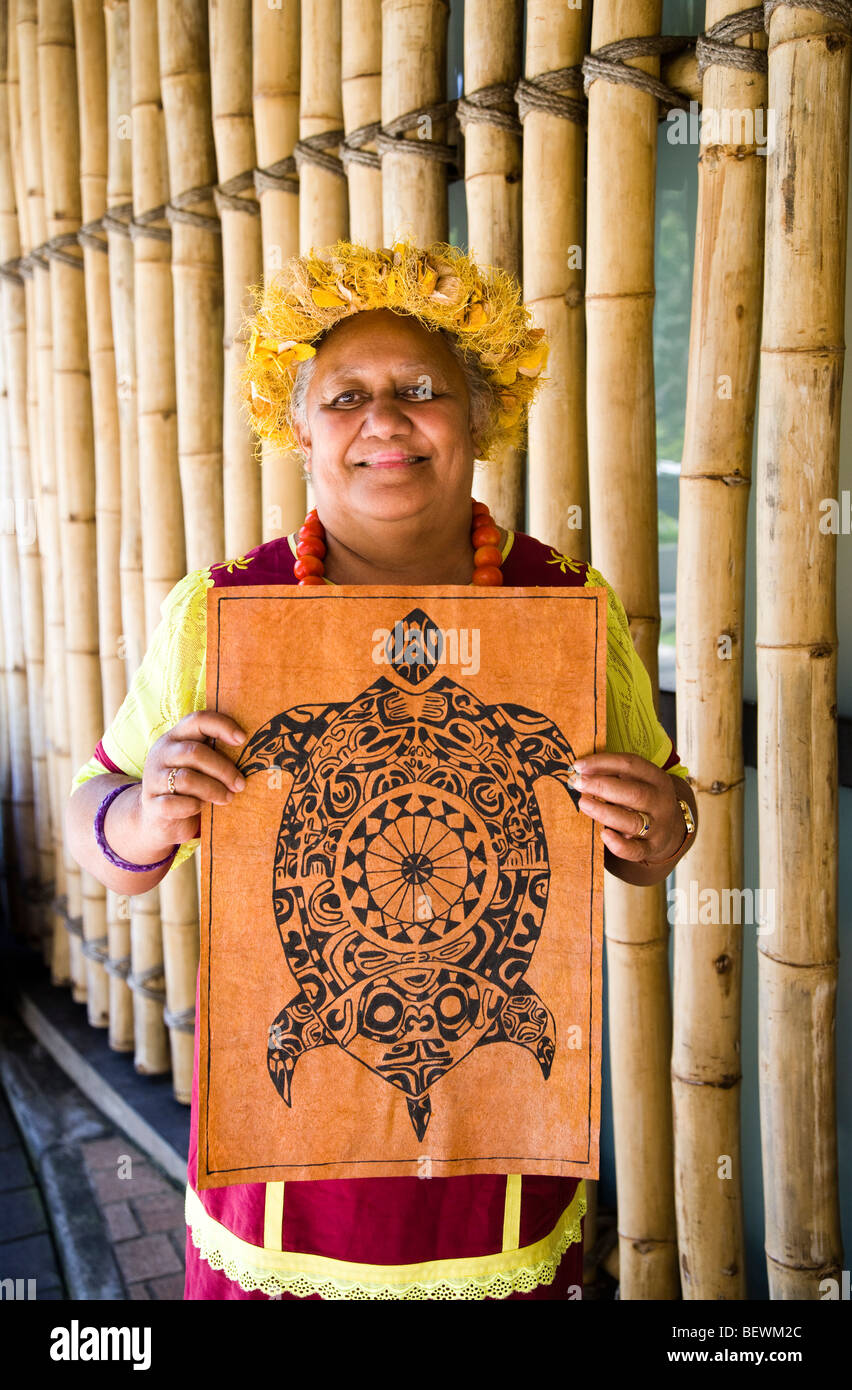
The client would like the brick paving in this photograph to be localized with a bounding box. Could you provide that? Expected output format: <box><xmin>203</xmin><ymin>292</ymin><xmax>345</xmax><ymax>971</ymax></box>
<box><xmin>0</xmin><ymin>1012</ymin><xmax>188</xmax><ymax>1301</ymax></box>
<box><xmin>77</xmin><ymin>1138</ymin><xmax>187</xmax><ymax>1300</ymax></box>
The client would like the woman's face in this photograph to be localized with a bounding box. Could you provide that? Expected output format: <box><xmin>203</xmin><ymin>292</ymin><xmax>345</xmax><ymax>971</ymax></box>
<box><xmin>294</xmin><ymin>309</ymin><xmax>477</xmax><ymax>530</ymax></box>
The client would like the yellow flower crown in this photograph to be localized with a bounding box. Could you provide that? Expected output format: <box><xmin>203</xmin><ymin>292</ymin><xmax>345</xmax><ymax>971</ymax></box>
<box><xmin>240</xmin><ymin>238</ymin><xmax>550</xmax><ymax>459</ymax></box>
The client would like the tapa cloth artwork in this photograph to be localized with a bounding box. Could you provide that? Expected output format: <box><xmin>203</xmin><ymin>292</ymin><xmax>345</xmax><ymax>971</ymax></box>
<box><xmin>198</xmin><ymin>586</ymin><xmax>607</xmax><ymax>1187</ymax></box>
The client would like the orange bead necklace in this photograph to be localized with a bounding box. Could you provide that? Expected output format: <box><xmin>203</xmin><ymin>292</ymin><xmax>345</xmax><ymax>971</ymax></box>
<box><xmin>294</xmin><ymin>499</ymin><xmax>504</xmax><ymax>586</ymax></box>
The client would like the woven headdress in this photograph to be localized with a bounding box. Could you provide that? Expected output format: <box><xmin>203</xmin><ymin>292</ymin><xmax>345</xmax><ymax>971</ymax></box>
<box><xmin>241</xmin><ymin>238</ymin><xmax>549</xmax><ymax>459</ymax></box>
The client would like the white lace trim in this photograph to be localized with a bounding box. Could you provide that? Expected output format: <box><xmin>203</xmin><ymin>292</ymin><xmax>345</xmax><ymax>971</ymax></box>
<box><xmin>186</xmin><ymin>1181</ymin><xmax>586</xmax><ymax>1300</ymax></box>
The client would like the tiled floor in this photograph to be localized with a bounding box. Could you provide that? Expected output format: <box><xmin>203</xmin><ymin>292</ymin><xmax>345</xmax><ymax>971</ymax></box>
<box><xmin>0</xmin><ymin>1092</ymin><xmax>65</xmax><ymax>1300</ymax></box>
<box><xmin>0</xmin><ymin>1013</ymin><xmax>187</xmax><ymax>1301</ymax></box>
<box><xmin>79</xmin><ymin>1137</ymin><xmax>186</xmax><ymax>1300</ymax></box>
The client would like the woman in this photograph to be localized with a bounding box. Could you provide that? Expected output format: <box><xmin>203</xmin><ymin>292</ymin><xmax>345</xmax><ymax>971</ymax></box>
<box><xmin>66</xmin><ymin>240</ymin><xmax>697</xmax><ymax>1299</ymax></box>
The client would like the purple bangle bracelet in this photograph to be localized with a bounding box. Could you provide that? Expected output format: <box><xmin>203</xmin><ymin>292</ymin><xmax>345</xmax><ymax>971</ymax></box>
<box><xmin>94</xmin><ymin>781</ymin><xmax>179</xmax><ymax>873</ymax></box>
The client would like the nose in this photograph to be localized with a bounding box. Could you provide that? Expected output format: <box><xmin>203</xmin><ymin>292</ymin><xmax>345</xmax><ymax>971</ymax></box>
<box><xmin>359</xmin><ymin>389</ymin><xmax>414</xmax><ymax>439</ymax></box>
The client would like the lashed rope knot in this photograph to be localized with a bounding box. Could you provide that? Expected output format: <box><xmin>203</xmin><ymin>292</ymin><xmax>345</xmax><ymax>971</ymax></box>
<box><xmin>77</xmin><ymin>215</ymin><xmax>110</xmax><ymax>252</ymax></box>
<box><xmin>341</xmin><ymin>122</ymin><xmax>382</xmax><ymax>172</ymax></box>
<box><xmin>376</xmin><ymin>99</ymin><xmax>461</xmax><ymax>173</ymax></box>
<box><xmin>102</xmin><ymin>954</ymin><xmax>131</xmax><ymax>982</ymax></box>
<box><xmin>128</xmin><ymin>204</ymin><xmax>171</xmax><ymax>243</ymax></box>
<box><xmin>80</xmin><ymin>935</ymin><xmax>110</xmax><ymax>966</ymax></box>
<box><xmin>100</xmin><ymin>203</ymin><xmax>134</xmax><ymax>240</ymax></box>
<box><xmin>253</xmin><ymin>154</ymin><xmax>299</xmax><ymax>196</ymax></box>
<box><xmin>166</xmin><ymin>184</ymin><xmax>221</xmax><ymax>233</ymax></box>
<box><xmin>515</xmin><ymin>67</ymin><xmax>587</xmax><ymax>127</ymax></box>
<box><xmin>43</xmin><ymin>232</ymin><xmax>85</xmax><ymax>270</ymax></box>
<box><xmin>163</xmin><ymin>1005</ymin><xmax>196</xmax><ymax>1034</ymax></box>
<box><xmin>583</xmin><ymin>35</ymin><xmax>696</xmax><ymax>117</ymax></box>
<box><xmin>457</xmin><ymin>83</ymin><xmax>522</xmax><ymax>137</ymax></box>
<box><xmin>696</xmin><ymin>6</ymin><xmax>767</xmax><ymax>78</ymax></box>
<box><xmin>0</xmin><ymin>257</ymin><xmax>24</xmax><ymax>283</ymax></box>
<box><xmin>127</xmin><ymin>961</ymin><xmax>166</xmax><ymax>1004</ymax></box>
<box><xmin>214</xmin><ymin>168</ymin><xmax>261</xmax><ymax>216</ymax></box>
<box><xmin>293</xmin><ymin>128</ymin><xmax>347</xmax><ymax>181</ymax></box>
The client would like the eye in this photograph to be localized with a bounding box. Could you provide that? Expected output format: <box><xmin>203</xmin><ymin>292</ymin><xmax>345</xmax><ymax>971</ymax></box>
<box><xmin>401</xmin><ymin>383</ymin><xmax>441</xmax><ymax>399</ymax></box>
<box><xmin>327</xmin><ymin>383</ymin><xmax>444</xmax><ymax>407</ymax></box>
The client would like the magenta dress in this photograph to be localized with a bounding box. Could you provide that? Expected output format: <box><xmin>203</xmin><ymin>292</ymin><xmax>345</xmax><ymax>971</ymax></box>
<box><xmin>93</xmin><ymin>527</ymin><xmax>685</xmax><ymax>1301</ymax></box>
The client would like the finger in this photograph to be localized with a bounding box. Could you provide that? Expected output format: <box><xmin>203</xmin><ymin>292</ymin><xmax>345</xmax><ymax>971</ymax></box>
<box><xmin>573</xmin><ymin>770</ymin><xmax>663</xmax><ymax>819</ymax></box>
<box><xmin>601</xmin><ymin>825</ymin><xmax>651</xmax><ymax>862</ymax></box>
<box><xmin>143</xmin><ymin>792</ymin><xmax>207</xmax><ymax>825</ymax></box>
<box><xmin>577</xmin><ymin>790</ymin><xmax>658</xmax><ymax>846</ymax></box>
<box><xmin>574</xmin><ymin>751</ymin><xmax>670</xmax><ymax>787</ymax></box>
<box><xmin>157</xmin><ymin>738</ymin><xmax>246</xmax><ymax>793</ymax></box>
<box><xmin>174</xmin><ymin>709</ymin><xmax>248</xmax><ymax>747</ymax></box>
<box><xmin>153</xmin><ymin>767</ymin><xmax>237</xmax><ymax>807</ymax></box>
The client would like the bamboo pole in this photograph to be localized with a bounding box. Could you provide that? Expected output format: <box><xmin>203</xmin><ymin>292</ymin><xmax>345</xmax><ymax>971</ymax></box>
<box><xmin>168</xmin><ymin>1</ymin><xmax>258</xmax><ymax>1095</ymax></box>
<box><xmin>251</xmin><ymin>0</ymin><xmax>303</xmax><ymax>542</ymax></box>
<box><xmin>462</xmin><ymin>0</ymin><xmax>523</xmax><ymax>530</ymax></box>
<box><xmin>298</xmin><ymin>0</ymin><xmax>346</xmax><ymax>258</ymax></box>
<box><xmin>299</xmin><ymin>0</ymin><xmax>348</xmax><ymax>253</ymax></box>
<box><xmin>585</xmin><ymin>1</ymin><xmax>679</xmax><ymax>1300</ymax></box>
<box><xmin>8</xmin><ymin>226</ymin><xmax>53</xmax><ymax>957</ymax></box>
<box><xmin>158</xmin><ymin>863</ymin><xmax>199</xmax><ymax>1103</ymax></box>
<box><xmin>158</xmin><ymin>0</ymin><xmax>223</xmax><ymax>572</ymax></box>
<box><xmin>522</xmin><ymin>1</ymin><xmax>590</xmax><ymax>554</ymax></box>
<box><xmin>1</xmin><ymin>7</ymin><xmax>51</xmax><ymax>949</ymax></box>
<box><xmin>38</xmin><ymin>0</ymin><xmax>108</xmax><ymax>1024</ymax></box>
<box><xmin>7</xmin><ymin>0</ymin><xmax>27</xmax><ymax>257</ymax></box>
<box><xmin>0</xmin><ymin>273</ymin><xmax>38</xmax><ymax>944</ymax></box>
<box><xmin>0</xmin><ymin>314</ymin><xmax>39</xmax><ymax>945</ymax></box>
<box><xmin>210</xmin><ymin>0</ymin><xmax>262</xmax><ymax>557</ymax></box>
<box><xmin>0</xmin><ymin>10</ymin><xmax>31</xmax><ymax>939</ymax></box>
<box><xmin>129</xmin><ymin>0</ymin><xmax>187</xmax><ymax>1079</ymax></box>
<box><xmin>662</xmin><ymin>48</ymin><xmax>702</xmax><ymax>104</ymax></box>
<box><xmin>380</xmin><ymin>0</ymin><xmax>448</xmax><ymax>245</ymax></box>
<box><xmin>75</xmin><ymin>0</ymin><xmax>124</xmax><ymax>724</ymax></box>
<box><xmin>0</xmin><ymin>287</ymin><xmax>48</xmax><ymax>951</ymax></box>
<box><xmin>7</xmin><ymin>0</ymin><xmax>44</xmax><ymax>956</ymax></box>
<box><xmin>34</xmin><ymin>249</ymin><xmax>75</xmax><ymax>989</ymax></box>
<box><xmin>673</xmin><ymin>2</ymin><xmax>767</xmax><ymax>1301</ymax></box>
<box><xmin>99</xmin><ymin>0</ymin><xmax>137</xmax><ymax>1054</ymax></box>
<box><xmin>72</xmin><ymin>0</ymin><xmax>125</xmax><ymax>1031</ymax></box>
<box><xmin>15</xmin><ymin>0</ymin><xmax>59</xmax><ymax>968</ymax></box>
<box><xmin>156</xmin><ymin>0</ymin><xmax>223</xmax><ymax>1086</ymax></box>
<box><xmin>27</xmin><ymin>248</ymin><xmax>72</xmax><ymax>982</ymax></box>
<box><xmin>17</xmin><ymin>0</ymin><xmax>74</xmax><ymax>987</ymax></box>
<box><xmin>121</xmin><ymin>0</ymin><xmax>176</xmax><ymax>1076</ymax></box>
<box><xmin>298</xmin><ymin>0</ymin><xmax>347</xmax><ymax>514</ymax></box>
<box><xmin>129</xmin><ymin>0</ymin><xmax>183</xmax><ymax>629</ymax></box>
<box><xmin>756</xmin><ymin>0</ymin><xmax>846</xmax><ymax>1299</ymax></box>
<box><xmin>341</xmin><ymin>0</ymin><xmax>381</xmax><ymax>245</ymax></box>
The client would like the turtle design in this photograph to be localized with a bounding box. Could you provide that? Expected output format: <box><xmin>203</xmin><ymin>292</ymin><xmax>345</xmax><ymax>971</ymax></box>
<box><xmin>236</xmin><ymin>608</ymin><xmax>582</xmax><ymax>1140</ymax></box>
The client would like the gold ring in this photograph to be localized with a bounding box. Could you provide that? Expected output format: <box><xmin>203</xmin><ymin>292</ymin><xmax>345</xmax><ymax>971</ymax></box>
<box><xmin>635</xmin><ymin>810</ymin><xmax>650</xmax><ymax>839</ymax></box>
<box><xmin>167</xmin><ymin>767</ymin><xmax>178</xmax><ymax>795</ymax></box>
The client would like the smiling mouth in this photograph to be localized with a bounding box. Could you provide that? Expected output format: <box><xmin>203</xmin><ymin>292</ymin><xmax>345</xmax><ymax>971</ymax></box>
<box><xmin>355</xmin><ymin>455</ymin><xmax>430</xmax><ymax>468</ymax></box>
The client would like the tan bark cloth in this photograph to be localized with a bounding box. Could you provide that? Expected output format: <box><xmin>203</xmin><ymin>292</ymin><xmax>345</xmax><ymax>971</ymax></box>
<box><xmin>198</xmin><ymin>586</ymin><xmax>606</xmax><ymax>1187</ymax></box>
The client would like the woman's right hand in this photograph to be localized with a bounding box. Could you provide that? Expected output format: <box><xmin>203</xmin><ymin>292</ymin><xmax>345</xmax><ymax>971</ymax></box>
<box><xmin>132</xmin><ymin>710</ymin><xmax>249</xmax><ymax>855</ymax></box>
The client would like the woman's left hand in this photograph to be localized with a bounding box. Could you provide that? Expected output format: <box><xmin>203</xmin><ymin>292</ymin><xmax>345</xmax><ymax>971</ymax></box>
<box><xmin>569</xmin><ymin>751</ymin><xmax>689</xmax><ymax>865</ymax></box>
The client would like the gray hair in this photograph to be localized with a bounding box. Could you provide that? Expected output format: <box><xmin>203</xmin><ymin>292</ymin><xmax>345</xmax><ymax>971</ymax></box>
<box><xmin>288</xmin><ymin>326</ymin><xmax>498</xmax><ymax>470</ymax></box>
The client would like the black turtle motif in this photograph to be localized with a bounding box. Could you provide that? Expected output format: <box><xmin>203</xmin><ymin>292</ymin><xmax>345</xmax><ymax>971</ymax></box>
<box><xmin>236</xmin><ymin>608</ymin><xmax>582</xmax><ymax>1140</ymax></box>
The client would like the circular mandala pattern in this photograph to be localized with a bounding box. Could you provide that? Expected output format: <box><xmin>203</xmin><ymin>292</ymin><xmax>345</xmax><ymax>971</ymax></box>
<box><xmin>336</xmin><ymin>784</ymin><xmax>495</xmax><ymax>945</ymax></box>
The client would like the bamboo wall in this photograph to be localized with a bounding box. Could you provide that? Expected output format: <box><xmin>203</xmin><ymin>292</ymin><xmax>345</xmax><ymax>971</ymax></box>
<box><xmin>0</xmin><ymin>0</ymin><xmax>846</xmax><ymax>1300</ymax></box>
